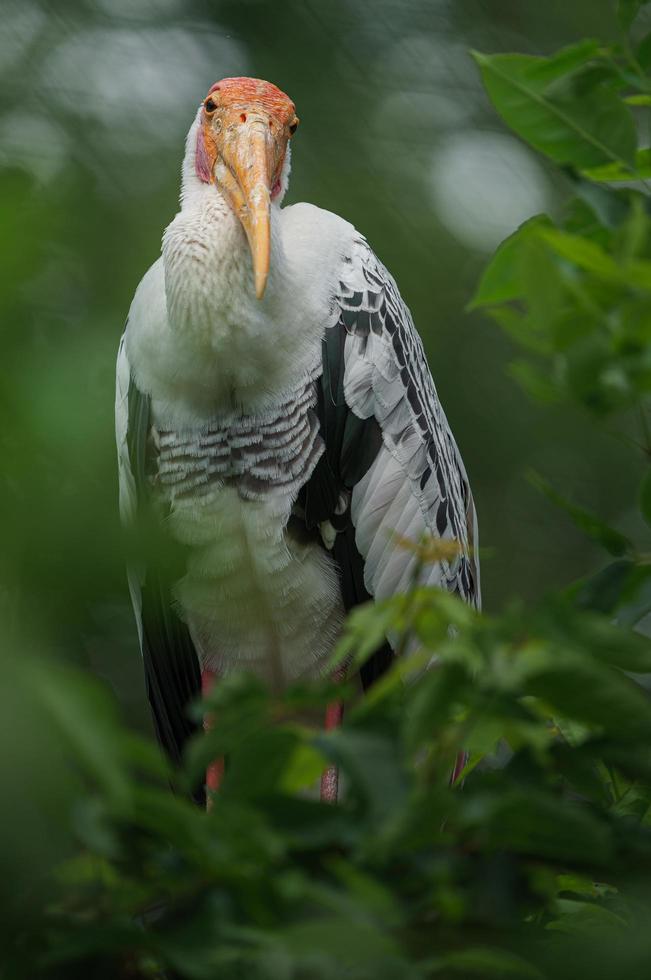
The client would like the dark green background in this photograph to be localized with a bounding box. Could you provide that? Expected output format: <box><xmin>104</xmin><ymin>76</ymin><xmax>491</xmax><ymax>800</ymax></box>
<box><xmin>1</xmin><ymin>0</ymin><xmax>643</xmax><ymax>731</ymax></box>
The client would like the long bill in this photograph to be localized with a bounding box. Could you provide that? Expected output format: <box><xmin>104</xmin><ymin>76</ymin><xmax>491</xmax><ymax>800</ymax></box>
<box><xmin>214</xmin><ymin>116</ymin><xmax>272</xmax><ymax>300</ymax></box>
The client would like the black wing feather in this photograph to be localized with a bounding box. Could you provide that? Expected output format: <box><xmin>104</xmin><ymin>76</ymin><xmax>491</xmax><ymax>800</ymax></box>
<box><xmin>303</xmin><ymin>326</ymin><xmax>394</xmax><ymax>690</ymax></box>
<box><xmin>304</xmin><ymin>233</ymin><xmax>479</xmax><ymax>683</ymax></box>
<box><xmin>120</xmin><ymin>349</ymin><xmax>203</xmax><ymax>797</ymax></box>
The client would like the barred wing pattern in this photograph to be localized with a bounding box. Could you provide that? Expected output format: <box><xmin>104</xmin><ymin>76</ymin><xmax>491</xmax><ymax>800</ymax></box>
<box><xmin>153</xmin><ymin>367</ymin><xmax>323</xmax><ymax>513</ymax></box>
<box><xmin>334</xmin><ymin>236</ymin><xmax>480</xmax><ymax>608</ymax></box>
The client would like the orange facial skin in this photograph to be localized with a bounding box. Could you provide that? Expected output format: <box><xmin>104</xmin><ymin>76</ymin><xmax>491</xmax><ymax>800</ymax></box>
<box><xmin>206</xmin><ymin>77</ymin><xmax>297</xmax><ymax>124</ymax></box>
<box><xmin>194</xmin><ymin>78</ymin><xmax>299</xmax><ymax>299</ymax></box>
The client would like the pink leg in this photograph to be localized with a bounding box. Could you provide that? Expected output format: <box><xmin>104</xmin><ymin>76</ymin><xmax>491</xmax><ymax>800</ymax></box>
<box><xmin>320</xmin><ymin>687</ymin><xmax>344</xmax><ymax>803</ymax></box>
<box><xmin>450</xmin><ymin>751</ymin><xmax>468</xmax><ymax>786</ymax></box>
<box><xmin>202</xmin><ymin>669</ymin><xmax>225</xmax><ymax>801</ymax></box>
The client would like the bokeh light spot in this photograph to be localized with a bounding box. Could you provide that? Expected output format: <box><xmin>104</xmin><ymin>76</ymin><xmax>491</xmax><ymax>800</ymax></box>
<box><xmin>430</xmin><ymin>131</ymin><xmax>552</xmax><ymax>252</ymax></box>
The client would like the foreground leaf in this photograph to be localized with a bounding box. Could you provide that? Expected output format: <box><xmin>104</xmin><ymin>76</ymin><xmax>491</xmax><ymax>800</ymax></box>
<box><xmin>618</xmin><ymin>0</ymin><xmax>650</xmax><ymax>30</ymax></box>
<box><xmin>472</xmin><ymin>46</ymin><xmax>636</xmax><ymax>169</ymax></box>
<box><xmin>528</xmin><ymin>471</ymin><xmax>632</xmax><ymax>556</ymax></box>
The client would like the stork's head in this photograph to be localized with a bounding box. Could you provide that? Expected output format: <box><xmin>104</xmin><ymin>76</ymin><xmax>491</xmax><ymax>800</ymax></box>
<box><xmin>194</xmin><ymin>77</ymin><xmax>299</xmax><ymax>299</ymax></box>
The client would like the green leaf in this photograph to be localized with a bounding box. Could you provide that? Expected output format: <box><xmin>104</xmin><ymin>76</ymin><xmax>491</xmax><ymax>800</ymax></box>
<box><xmin>509</xmin><ymin>360</ymin><xmax>561</xmax><ymax>403</ymax></box>
<box><xmin>221</xmin><ymin>729</ymin><xmax>303</xmax><ymax>800</ymax></box>
<box><xmin>462</xmin><ymin>784</ymin><xmax>613</xmax><ymax>862</ymax></box>
<box><xmin>567</xmin><ymin>606</ymin><xmax>651</xmax><ymax>672</ymax></box>
<box><xmin>568</xmin><ymin>179</ymin><xmax>630</xmax><ymax>230</ymax></box>
<box><xmin>615</xmin><ymin>568</ymin><xmax>651</xmax><ymax>627</ymax></box>
<box><xmin>280</xmin><ymin>742</ymin><xmax>329</xmax><ymax>794</ymax></box>
<box><xmin>528</xmin><ymin>471</ymin><xmax>633</xmax><ymax>556</ymax></box>
<box><xmin>426</xmin><ymin>947</ymin><xmax>544</xmax><ymax>978</ymax></box>
<box><xmin>278</xmin><ymin>915</ymin><xmax>400</xmax><ymax>965</ymax></box>
<box><xmin>636</xmin><ymin>30</ymin><xmax>651</xmax><ymax>69</ymax></box>
<box><xmin>329</xmin><ymin>599</ymin><xmax>397</xmax><ymax>672</ymax></box>
<box><xmin>534</xmin><ymin>227</ymin><xmax>651</xmax><ymax>291</ymax></box>
<box><xmin>315</xmin><ymin>730</ymin><xmax>409</xmax><ymax>823</ymax></box>
<box><xmin>616</xmin><ymin>193</ymin><xmax>648</xmax><ymax>262</ymax></box>
<box><xmin>537</xmin><ymin>228</ymin><xmax>651</xmax><ymax>292</ymax></box>
<box><xmin>536</xmin><ymin>227</ymin><xmax>621</xmax><ymax>278</ymax></box>
<box><xmin>582</xmin><ymin>147</ymin><xmax>651</xmax><ymax>181</ymax></box>
<box><xmin>488</xmin><ymin>308</ymin><xmax>552</xmax><ymax>355</ymax></box>
<box><xmin>639</xmin><ymin>466</ymin><xmax>651</xmax><ymax>527</ymax></box>
<box><xmin>556</xmin><ymin>873</ymin><xmax>617</xmax><ymax>899</ymax></box>
<box><xmin>619</xmin><ymin>0</ymin><xmax>650</xmax><ymax>30</ymax></box>
<box><xmin>572</xmin><ymin>560</ymin><xmax>638</xmax><ymax>612</ymax></box>
<box><xmin>547</xmin><ymin>898</ymin><xmax>627</xmax><ymax>935</ymax></box>
<box><xmin>30</xmin><ymin>663</ymin><xmax>132</xmax><ymax>807</ymax></box>
<box><xmin>467</xmin><ymin>216</ymin><xmax>548</xmax><ymax>310</ymax></box>
<box><xmin>402</xmin><ymin>663</ymin><xmax>469</xmax><ymax>751</ymax></box>
<box><xmin>472</xmin><ymin>46</ymin><xmax>637</xmax><ymax>169</ymax></box>
<box><xmin>527</xmin><ymin>655</ymin><xmax>651</xmax><ymax>739</ymax></box>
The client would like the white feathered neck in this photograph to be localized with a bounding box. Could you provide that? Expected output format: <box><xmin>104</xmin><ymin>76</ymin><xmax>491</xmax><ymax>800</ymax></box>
<box><xmin>125</xmin><ymin>110</ymin><xmax>355</xmax><ymax>425</ymax></box>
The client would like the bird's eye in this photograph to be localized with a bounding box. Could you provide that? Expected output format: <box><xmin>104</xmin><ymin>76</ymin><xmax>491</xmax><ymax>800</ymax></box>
<box><xmin>289</xmin><ymin>118</ymin><xmax>299</xmax><ymax>135</ymax></box>
<box><xmin>204</xmin><ymin>98</ymin><xmax>217</xmax><ymax>113</ymax></box>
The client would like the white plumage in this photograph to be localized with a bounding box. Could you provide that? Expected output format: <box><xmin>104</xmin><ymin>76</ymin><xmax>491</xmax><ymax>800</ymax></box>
<box><xmin>115</xmin><ymin>78</ymin><xmax>479</xmax><ymax>762</ymax></box>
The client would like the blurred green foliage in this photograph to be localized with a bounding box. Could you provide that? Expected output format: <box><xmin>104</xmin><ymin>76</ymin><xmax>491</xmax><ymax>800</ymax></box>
<box><xmin>10</xmin><ymin>587</ymin><xmax>651</xmax><ymax>979</ymax></box>
<box><xmin>6</xmin><ymin>0</ymin><xmax>651</xmax><ymax>977</ymax></box>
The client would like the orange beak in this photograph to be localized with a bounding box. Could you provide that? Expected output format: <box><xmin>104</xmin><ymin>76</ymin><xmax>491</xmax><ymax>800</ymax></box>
<box><xmin>204</xmin><ymin>105</ymin><xmax>287</xmax><ymax>300</ymax></box>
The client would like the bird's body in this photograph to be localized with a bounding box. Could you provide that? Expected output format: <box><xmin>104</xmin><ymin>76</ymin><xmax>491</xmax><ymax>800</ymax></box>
<box><xmin>116</xmin><ymin>78</ymin><xmax>479</xmax><ymax>768</ymax></box>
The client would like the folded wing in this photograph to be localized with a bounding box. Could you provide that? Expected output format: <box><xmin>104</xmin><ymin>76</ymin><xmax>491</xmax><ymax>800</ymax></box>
<box><xmin>116</xmin><ymin>335</ymin><xmax>203</xmax><ymax>781</ymax></box>
<box><xmin>304</xmin><ymin>235</ymin><xmax>480</xmax><ymax>657</ymax></box>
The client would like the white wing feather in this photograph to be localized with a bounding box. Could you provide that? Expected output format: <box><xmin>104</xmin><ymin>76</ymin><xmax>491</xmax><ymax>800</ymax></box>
<box><xmin>336</xmin><ymin>236</ymin><xmax>480</xmax><ymax>610</ymax></box>
<box><xmin>115</xmin><ymin>332</ymin><xmax>144</xmax><ymax>646</ymax></box>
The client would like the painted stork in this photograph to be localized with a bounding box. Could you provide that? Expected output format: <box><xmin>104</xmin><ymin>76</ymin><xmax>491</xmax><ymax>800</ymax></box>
<box><xmin>115</xmin><ymin>77</ymin><xmax>480</xmax><ymax>799</ymax></box>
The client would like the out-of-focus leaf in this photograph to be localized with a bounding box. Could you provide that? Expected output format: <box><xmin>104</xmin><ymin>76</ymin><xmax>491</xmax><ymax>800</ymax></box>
<box><xmin>280</xmin><ymin>742</ymin><xmax>329</xmax><ymax>794</ymax></box>
<box><xmin>277</xmin><ymin>915</ymin><xmax>401</xmax><ymax>965</ymax></box>
<box><xmin>535</xmin><ymin>598</ymin><xmax>651</xmax><ymax>672</ymax></box>
<box><xmin>617</xmin><ymin>572</ymin><xmax>651</xmax><ymax>628</ymax></box>
<box><xmin>467</xmin><ymin>216</ymin><xmax>548</xmax><ymax>310</ymax></box>
<box><xmin>537</xmin><ymin>227</ymin><xmax>623</xmax><ymax>278</ymax></box>
<box><xmin>636</xmin><ymin>30</ymin><xmax>651</xmax><ymax>69</ymax></box>
<box><xmin>527</xmin><ymin>656</ymin><xmax>651</xmax><ymax>738</ymax></box>
<box><xmin>528</xmin><ymin>471</ymin><xmax>632</xmax><ymax>556</ymax></box>
<box><xmin>639</xmin><ymin>467</ymin><xmax>651</xmax><ymax>527</ymax></box>
<box><xmin>618</xmin><ymin>0</ymin><xmax>650</xmax><ymax>30</ymax></box>
<box><xmin>547</xmin><ymin>898</ymin><xmax>628</xmax><ymax>934</ymax></box>
<box><xmin>461</xmin><ymin>783</ymin><xmax>613</xmax><ymax>862</ymax></box>
<box><xmin>315</xmin><ymin>729</ymin><xmax>408</xmax><ymax>823</ymax></box>
<box><xmin>263</xmin><ymin>795</ymin><xmax>356</xmax><ymax>850</ymax></box>
<box><xmin>184</xmin><ymin>672</ymin><xmax>270</xmax><ymax>785</ymax></box>
<box><xmin>426</xmin><ymin>946</ymin><xmax>544</xmax><ymax>978</ymax></box>
<box><xmin>582</xmin><ymin>147</ymin><xmax>651</xmax><ymax>181</ymax></box>
<box><xmin>568</xmin><ymin>179</ymin><xmax>630</xmax><ymax>229</ymax></box>
<box><xmin>329</xmin><ymin>599</ymin><xmax>397</xmax><ymax>672</ymax></box>
<box><xmin>393</xmin><ymin>531</ymin><xmax>462</xmax><ymax>565</ymax></box>
<box><xmin>488</xmin><ymin>307</ymin><xmax>552</xmax><ymax>355</ymax></box>
<box><xmin>616</xmin><ymin>193</ymin><xmax>648</xmax><ymax>262</ymax></box>
<box><xmin>472</xmin><ymin>46</ymin><xmax>636</xmax><ymax>169</ymax></box>
<box><xmin>30</xmin><ymin>662</ymin><xmax>132</xmax><ymax>807</ymax></box>
<box><xmin>222</xmin><ymin>729</ymin><xmax>302</xmax><ymax>800</ymax></box>
<box><xmin>564</xmin><ymin>340</ymin><xmax>637</xmax><ymax>415</ymax></box>
<box><xmin>537</xmin><ymin>227</ymin><xmax>651</xmax><ymax>291</ymax></box>
<box><xmin>509</xmin><ymin>360</ymin><xmax>561</xmax><ymax>402</ymax></box>
<box><xmin>571</xmin><ymin>561</ymin><xmax>651</xmax><ymax>630</ymax></box>
<box><xmin>70</xmin><ymin>799</ymin><xmax>121</xmax><ymax>860</ymax></box>
<box><xmin>552</xmin><ymin>741</ymin><xmax>612</xmax><ymax>801</ymax></box>
<box><xmin>556</xmin><ymin>873</ymin><xmax>617</xmax><ymax>899</ymax></box>
<box><xmin>402</xmin><ymin>663</ymin><xmax>469</xmax><ymax>752</ymax></box>
<box><xmin>328</xmin><ymin>857</ymin><xmax>402</xmax><ymax>924</ymax></box>
<box><xmin>572</xmin><ymin>560</ymin><xmax>638</xmax><ymax>613</ymax></box>
<box><xmin>522</xmin><ymin>232</ymin><xmax>567</xmax><ymax>329</ymax></box>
